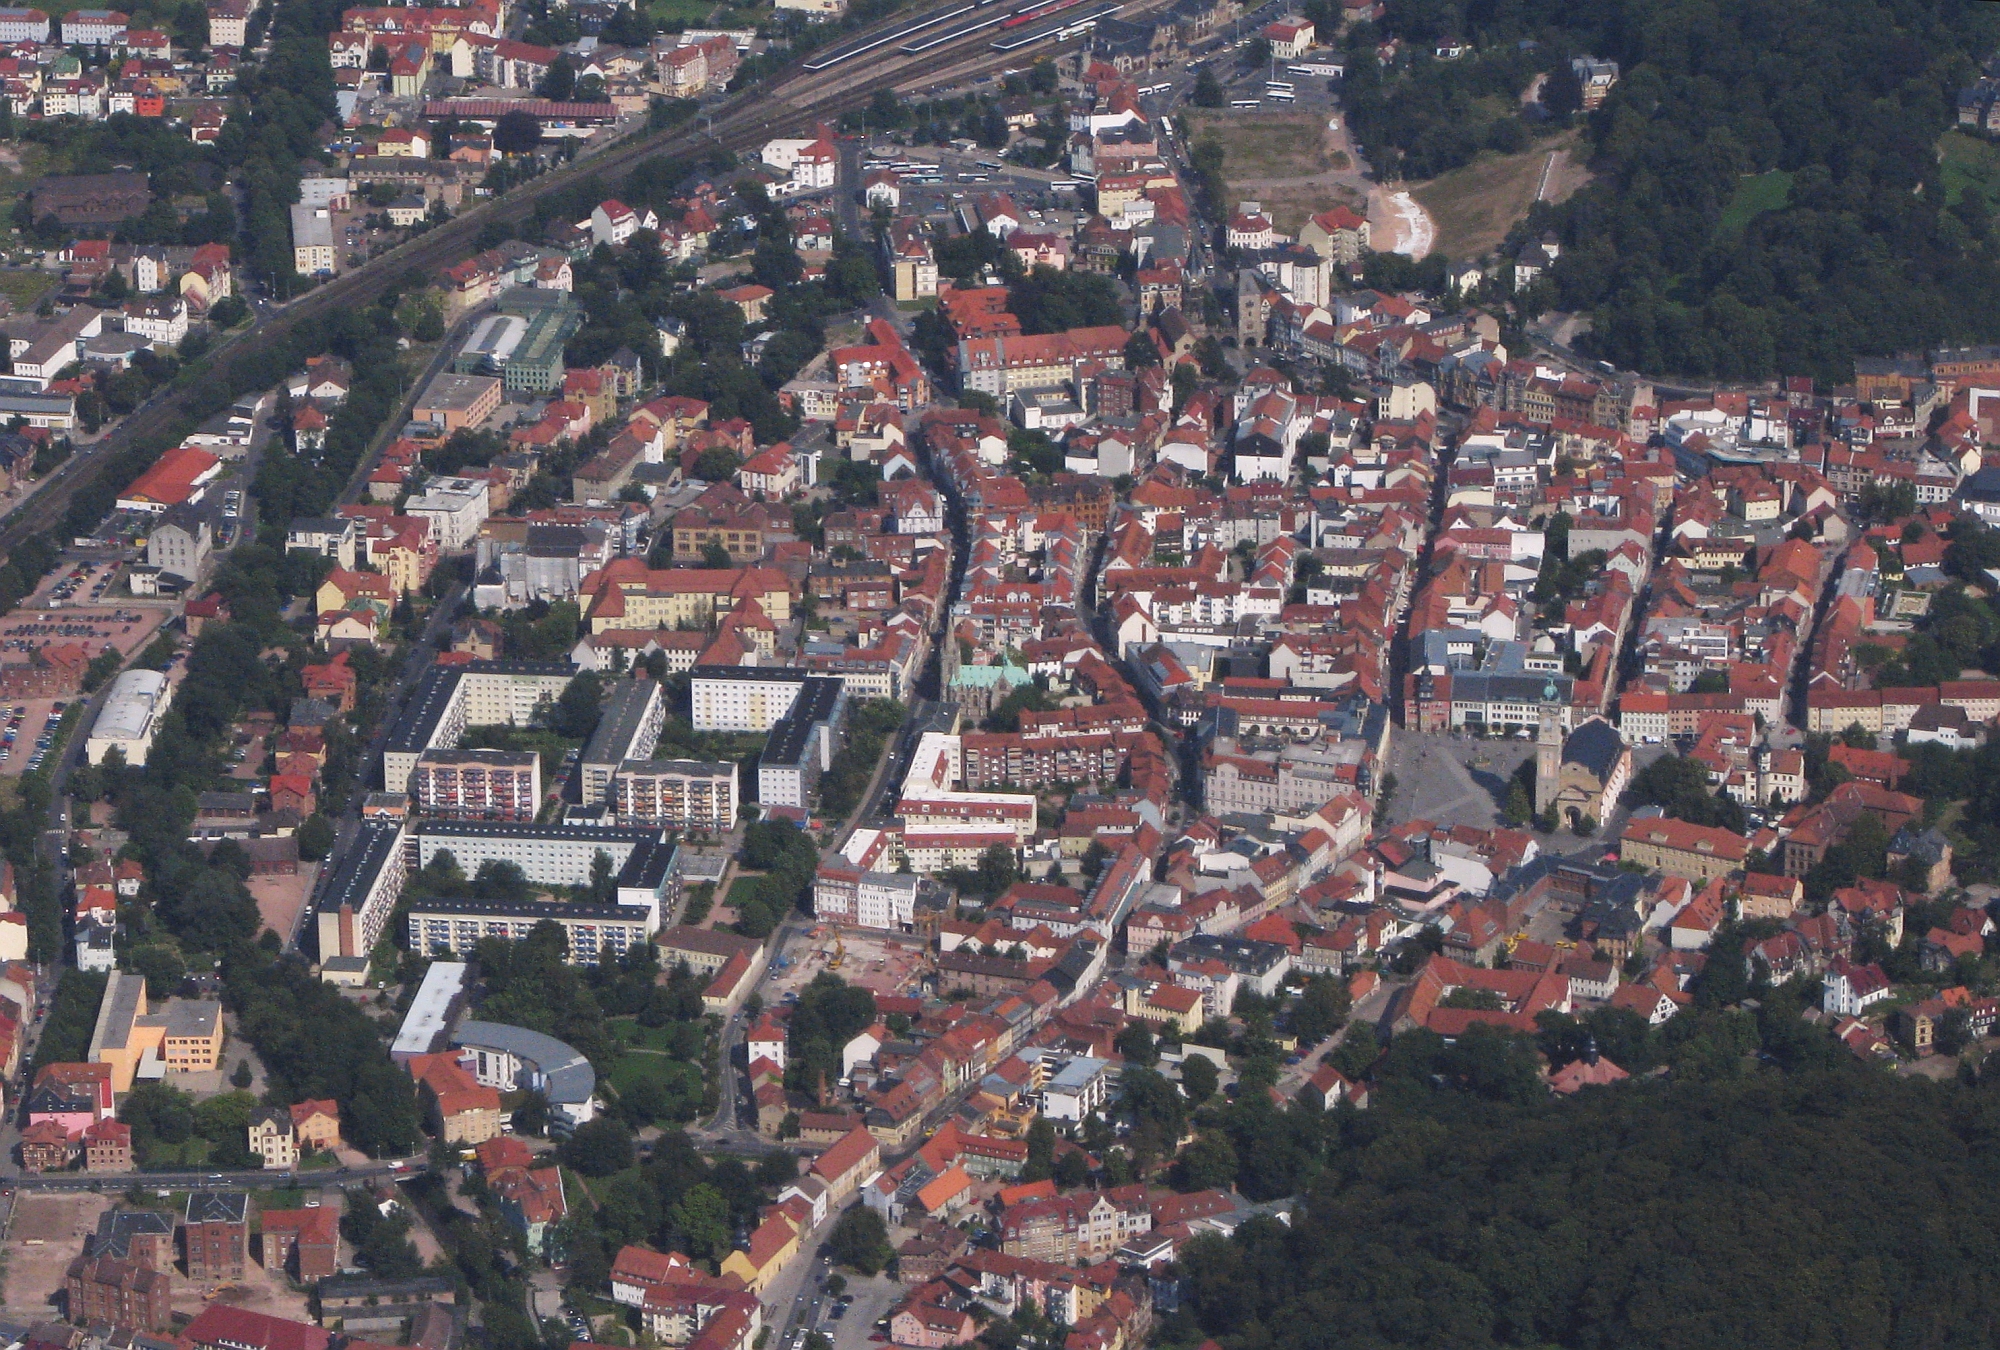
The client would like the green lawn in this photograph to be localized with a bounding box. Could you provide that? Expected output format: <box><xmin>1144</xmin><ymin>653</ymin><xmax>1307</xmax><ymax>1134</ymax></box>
<box><xmin>0</xmin><ymin>270</ymin><xmax>53</xmax><ymax>311</ymax></box>
<box><xmin>608</xmin><ymin>1016</ymin><xmax>681</xmax><ymax>1052</ymax></box>
<box><xmin>1940</xmin><ymin>129</ymin><xmax>2000</xmax><ymax>208</ymax></box>
<box><xmin>1716</xmin><ymin>168</ymin><xmax>1794</xmax><ymax>238</ymax></box>
<box><xmin>650</xmin><ymin>0</ymin><xmax>715</xmax><ymax>25</ymax></box>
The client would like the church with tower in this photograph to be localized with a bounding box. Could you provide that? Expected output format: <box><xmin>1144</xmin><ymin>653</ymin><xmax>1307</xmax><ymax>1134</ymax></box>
<box><xmin>1535</xmin><ymin>713</ymin><xmax>1633</xmax><ymax>830</ymax></box>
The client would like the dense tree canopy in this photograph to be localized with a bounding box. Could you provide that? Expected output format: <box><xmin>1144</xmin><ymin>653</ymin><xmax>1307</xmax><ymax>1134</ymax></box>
<box><xmin>1168</xmin><ymin>1065</ymin><xmax>2000</xmax><ymax>1350</ymax></box>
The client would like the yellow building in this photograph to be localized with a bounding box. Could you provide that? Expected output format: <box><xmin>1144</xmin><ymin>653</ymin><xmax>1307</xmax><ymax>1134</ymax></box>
<box><xmin>88</xmin><ymin>971</ymin><xmax>225</xmax><ymax>1092</ymax></box>
<box><xmin>719</xmin><ymin>1212</ymin><xmax>798</xmax><ymax>1293</ymax></box>
<box><xmin>1616</xmin><ymin>817</ymin><xmax>1748</xmax><ymax>883</ymax></box>
<box><xmin>1127</xmin><ymin>981</ymin><xmax>1204</xmax><ymax>1036</ymax></box>
<box><xmin>580</xmin><ymin>560</ymin><xmax>793</xmax><ymax>634</ymax></box>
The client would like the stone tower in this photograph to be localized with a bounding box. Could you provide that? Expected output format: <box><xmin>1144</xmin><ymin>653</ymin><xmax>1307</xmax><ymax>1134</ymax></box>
<box><xmin>1534</xmin><ymin>710</ymin><xmax>1563</xmax><ymax>816</ymax></box>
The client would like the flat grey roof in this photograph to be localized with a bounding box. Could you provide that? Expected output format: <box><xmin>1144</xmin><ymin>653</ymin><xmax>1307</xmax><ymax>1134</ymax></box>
<box><xmin>453</xmin><ymin>1019</ymin><xmax>595</xmax><ymax>1105</ymax></box>
<box><xmin>581</xmin><ymin>677</ymin><xmax>660</xmax><ymax>770</ymax></box>
<box><xmin>390</xmin><ymin>960</ymin><xmax>469</xmax><ymax>1059</ymax></box>
<box><xmin>311</xmin><ymin>820</ymin><xmax>404</xmax><ymax>930</ymax></box>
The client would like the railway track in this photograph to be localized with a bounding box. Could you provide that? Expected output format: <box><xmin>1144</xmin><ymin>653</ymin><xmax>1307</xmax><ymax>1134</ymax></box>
<box><xmin>0</xmin><ymin>6</ymin><xmax>1121</xmax><ymax>564</ymax></box>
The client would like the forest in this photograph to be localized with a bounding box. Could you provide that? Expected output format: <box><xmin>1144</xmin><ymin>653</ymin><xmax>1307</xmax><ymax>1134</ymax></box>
<box><xmin>1165</xmin><ymin>1061</ymin><xmax>2000</xmax><ymax>1350</ymax></box>
<box><xmin>1322</xmin><ymin>0</ymin><xmax>2000</xmax><ymax>381</ymax></box>
<box><xmin>1546</xmin><ymin>0</ymin><xmax>2000</xmax><ymax>381</ymax></box>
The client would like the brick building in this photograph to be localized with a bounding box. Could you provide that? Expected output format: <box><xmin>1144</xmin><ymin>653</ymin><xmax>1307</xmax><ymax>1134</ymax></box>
<box><xmin>64</xmin><ymin>1254</ymin><xmax>172</xmax><ymax>1331</ymax></box>
<box><xmin>183</xmin><ymin>1191</ymin><xmax>249</xmax><ymax>1282</ymax></box>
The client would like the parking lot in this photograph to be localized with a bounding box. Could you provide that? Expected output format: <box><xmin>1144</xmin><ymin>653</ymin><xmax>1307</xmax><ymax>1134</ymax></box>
<box><xmin>25</xmin><ymin>558</ymin><xmax>121</xmax><ymax>609</ymax></box>
<box><xmin>0</xmin><ymin>599</ymin><xmax>169</xmax><ymax>662</ymax></box>
<box><xmin>0</xmin><ymin>698</ymin><xmax>75</xmax><ymax>776</ymax></box>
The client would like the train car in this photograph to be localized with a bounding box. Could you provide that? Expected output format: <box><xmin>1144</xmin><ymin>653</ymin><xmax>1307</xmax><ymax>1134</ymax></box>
<box><xmin>988</xmin><ymin>2</ymin><xmax>1117</xmax><ymax>49</ymax></box>
<box><xmin>998</xmin><ymin>0</ymin><xmax>1088</xmax><ymax>27</ymax></box>
<box><xmin>802</xmin><ymin>1</ymin><xmax>976</xmax><ymax>69</ymax></box>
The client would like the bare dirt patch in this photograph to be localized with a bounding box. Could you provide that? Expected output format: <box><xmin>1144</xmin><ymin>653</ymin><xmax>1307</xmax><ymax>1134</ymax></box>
<box><xmin>1409</xmin><ymin>130</ymin><xmax>1591</xmax><ymax>262</ymax></box>
<box><xmin>1183</xmin><ymin>109</ymin><xmax>1375</xmax><ymax>237</ymax></box>
<box><xmin>249</xmin><ymin>864</ymin><xmax>318</xmax><ymax>944</ymax></box>
<box><xmin>9</xmin><ymin>1192</ymin><xmax>112</xmax><ymax>1309</ymax></box>
<box><xmin>1183</xmin><ymin>109</ymin><xmax>1337</xmax><ymax>181</ymax></box>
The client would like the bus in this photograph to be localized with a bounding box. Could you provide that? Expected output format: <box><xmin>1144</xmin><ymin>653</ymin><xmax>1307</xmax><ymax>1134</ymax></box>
<box><xmin>1265</xmin><ymin>80</ymin><xmax>1295</xmax><ymax>92</ymax></box>
<box><xmin>1230</xmin><ymin>98</ymin><xmax>1260</xmax><ymax>108</ymax></box>
<box><xmin>1139</xmin><ymin>82</ymin><xmax>1171</xmax><ymax>96</ymax></box>
<box><xmin>1265</xmin><ymin>88</ymin><xmax>1295</xmax><ymax>101</ymax></box>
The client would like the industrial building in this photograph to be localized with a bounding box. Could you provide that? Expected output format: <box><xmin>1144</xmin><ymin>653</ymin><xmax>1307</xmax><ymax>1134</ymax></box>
<box><xmin>86</xmin><ymin>669</ymin><xmax>171</xmax><ymax>766</ymax></box>
<box><xmin>389</xmin><ymin>960</ymin><xmax>470</xmax><ymax>1062</ymax></box>
<box><xmin>578</xmin><ymin>677</ymin><xmax>665</xmax><ymax>805</ymax></box>
<box><xmin>452</xmin><ymin>290</ymin><xmax>581</xmax><ymax>392</ymax></box>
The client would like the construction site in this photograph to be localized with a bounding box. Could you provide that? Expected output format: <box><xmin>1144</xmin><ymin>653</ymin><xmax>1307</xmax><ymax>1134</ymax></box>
<box><xmin>763</xmin><ymin>924</ymin><xmax>932</xmax><ymax>1002</ymax></box>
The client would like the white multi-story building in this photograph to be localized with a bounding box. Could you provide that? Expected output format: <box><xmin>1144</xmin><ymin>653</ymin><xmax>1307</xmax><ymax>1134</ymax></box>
<box><xmin>404</xmin><ymin>475</ymin><xmax>491</xmax><ymax>550</ymax></box>
<box><xmin>812</xmin><ymin>861</ymin><xmax>919</xmax><ymax>930</ymax></box>
<box><xmin>122</xmin><ymin>295</ymin><xmax>187</xmax><ymax>347</ymax></box>
<box><xmin>290</xmin><ymin>203</ymin><xmax>335</xmax><ymax>275</ymax></box>
<box><xmin>690</xmin><ymin>667</ymin><xmax>810</xmax><ymax>732</ymax></box>
<box><xmin>382</xmin><ymin>660</ymin><xmax>575</xmax><ymax>793</ymax></box>
<box><xmin>313</xmin><ymin>820</ymin><xmax>410</xmax><ymax>975</ymax></box>
<box><xmin>61</xmin><ymin>8</ymin><xmax>126</xmax><ymax>44</ymax></box>
<box><xmin>0</xmin><ymin>7</ymin><xmax>50</xmax><ymax>42</ymax></box>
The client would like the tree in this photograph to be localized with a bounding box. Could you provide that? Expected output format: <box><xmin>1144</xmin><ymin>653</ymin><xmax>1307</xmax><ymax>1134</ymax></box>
<box><xmin>1291</xmin><ymin>977</ymin><xmax>1350</xmax><ymax>1046</ymax></box>
<box><xmin>538</xmin><ymin>54</ymin><xmax>577</xmax><ymax>100</ymax></box>
<box><xmin>513</xmin><ymin>1091</ymin><xmax>551</xmax><ymax>1137</ymax></box>
<box><xmin>494</xmin><ymin>110</ymin><xmax>543</xmax><ymax>155</ymax></box>
<box><xmin>693</xmin><ymin>447</ymin><xmax>742</xmax><ymax>482</ymax></box>
<box><xmin>1125</xmin><ymin>331</ymin><xmax>1161</xmax><ymax>368</ymax></box>
<box><xmin>1053</xmin><ymin>1149</ymin><xmax>1091</xmax><ymax>1190</ymax></box>
<box><xmin>1541</xmin><ymin>60</ymin><xmax>1583</xmax><ymax>116</ymax></box>
<box><xmin>1023</xmin><ymin>1117</ymin><xmax>1056</xmax><ymax>1182</ymax></box>
<box><xmin>1116</xmin><ymin>1022</ymin><xmax>1158</xmax><ymax>1066</ymax></box>
<box><xmin>827</xmin><ymin>1204</ymin><xmax>892</xmax><ymax>1275</ymax></box>
<box><xmin>1192</xmin><ymin>68</ymin><xmax>1225</xmax><ymax>107</ymax></box>
<box><xmin>297</xmin><ymin>813</ymin><xmax>334</xmax><ymax>860</ymax></box>
<box><xmin>1175</xmin><ymin>1131</ymin><xmax>1239</xmax><ymax>1191</ymax></box>
<box><xmin>552</xmin><ymin>672</ymin><xmax>603</xmax><ymax>739</ymax></box>
<box><xmin>1181</xmin><ymin>1053</ymin><xmax>1219</xmax><ymax>1105</ymax></box>
<box><xmin>230</xmin><ymin>1059</ymin><xmax>252</xmax><ymax>1089</ymax></box>
<box><xmin>671</xmin><ymin>1182</ymin><xmax>730</xmax><ymax>1259</ymax></box>
<box><xmin>560</xmin><ymin>1116</ymin><xmax>635</xmax><ymax>1176</ymax></box>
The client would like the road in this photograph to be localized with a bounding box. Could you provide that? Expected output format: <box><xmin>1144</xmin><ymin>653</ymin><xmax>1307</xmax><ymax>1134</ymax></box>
<box><xmin>0</xmin><ymin>1157</ymin><xmax>425</xmax><ymax>1188</ymax></box>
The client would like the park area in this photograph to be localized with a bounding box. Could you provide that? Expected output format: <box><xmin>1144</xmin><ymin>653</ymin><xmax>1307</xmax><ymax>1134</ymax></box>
<box><xmin>604</xmin><ymin>1014</ymin><xmax>707</xmax><ymax>1123</ymax></box>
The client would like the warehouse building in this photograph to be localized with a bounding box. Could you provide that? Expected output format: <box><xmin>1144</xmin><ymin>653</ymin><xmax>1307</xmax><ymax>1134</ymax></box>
<box><xmin>86</xmin><ymin>669</ymin><xmax>171</xmax><ymax>766</ymax></box>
